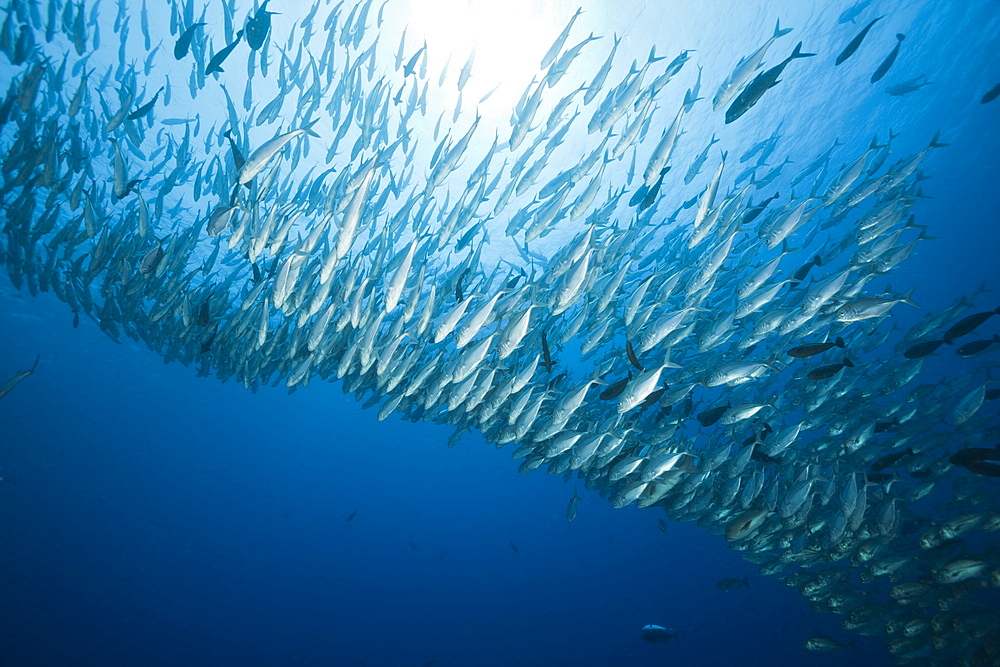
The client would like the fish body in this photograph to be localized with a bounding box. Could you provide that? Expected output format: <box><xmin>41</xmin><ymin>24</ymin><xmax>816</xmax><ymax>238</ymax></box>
<box><xmin>238</xmin><ymin>121</ymin><xmax>321</xmax><ymax>184</ymax></box>
<box><xmin>713</xmin><ymin>19</ymin><xmax>793</xmax><ymax>111</ymax></box>
<box><xmin>835</xmin><ymin>16</ymin><xmax>883</xmax><ymax>65</ymax></box>
<box><xmin>871</xmin><ymin>34</ymin><xmax>904</xmax><ymax>83</ymax></box>
<box><xmin>725</xmin><ymin>42</ymin><xmax>815</xmax><ymax>123</ymax></box>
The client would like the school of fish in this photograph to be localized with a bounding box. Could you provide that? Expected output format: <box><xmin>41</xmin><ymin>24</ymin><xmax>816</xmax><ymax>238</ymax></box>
<box><xmin>0</xmin><ymin>0</ymin><xmax>998</xmax><ymax>663</ymax></box>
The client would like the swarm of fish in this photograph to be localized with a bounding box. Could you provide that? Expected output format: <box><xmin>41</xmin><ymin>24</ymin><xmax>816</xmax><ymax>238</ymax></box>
<box><xmin>0</xmin><ymin>0</ymin><xmax>998</xmax><ymax>663</ymax></box>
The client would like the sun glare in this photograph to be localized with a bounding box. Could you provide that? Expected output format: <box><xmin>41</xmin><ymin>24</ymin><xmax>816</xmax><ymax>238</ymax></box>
<box><xmin>405</xmin><ymin>0</ymin><xmax>557</xmax><ymax>118</ymax></box>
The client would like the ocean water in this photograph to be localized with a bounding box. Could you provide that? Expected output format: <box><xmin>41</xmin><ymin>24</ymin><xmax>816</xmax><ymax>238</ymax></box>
<box><xmin>1</xmin><ymin>0</ymin><xmax>999</xmax><ymax>666</ymax></box>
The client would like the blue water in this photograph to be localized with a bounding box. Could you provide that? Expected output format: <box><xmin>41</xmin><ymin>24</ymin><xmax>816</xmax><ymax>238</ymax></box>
<box><xmin>2</xmin><ymin>0</ymin><xmax>1000</xmax><ymax>665</ymax></box>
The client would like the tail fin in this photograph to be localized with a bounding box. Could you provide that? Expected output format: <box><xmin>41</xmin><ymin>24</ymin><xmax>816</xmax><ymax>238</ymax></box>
<box><xmin>790</xmin><ymin>42</ymin><xmax>817</xmax><ymax>59</ymax></box>
<box><xmin>300</xmin><ymin>118</ymin><xmax>321</xmax><ymax>137</ymax></box>
<box><xmin>835</xmin><ymin>336</ymin><xmax>845</xmax><ymax>348</ymax></box>
<box><xmin>928</xmin><ymin>131</ymin><xmax>949</xmax><ymax>149</ymax></box>
<box><xmin>774</xmin><ymin>19</ymin><xmax>793</xmax><ymax>38</ymax></box>
<box><xmin>30</xmin><ymin>355</ymin><xmax>41</xmax><ymax>372</ymax></box>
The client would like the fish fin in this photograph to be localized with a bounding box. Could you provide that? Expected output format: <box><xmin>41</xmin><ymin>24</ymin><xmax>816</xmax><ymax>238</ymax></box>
<box><xmin>774</xmin><ymin>19</ymin><xmax>793</xmax><ymax>38</ymax></box>
<box><xmin>928</xmin><ymin>131</ymin><xmax>948</xmax><ymax>149</ymax></box>
<box><xmin>30</xmin><ymin>355</ymin><xmax>41</xmax><ymax>372</ymax></box>
<box><xmin>790</xmin><ymin>42</ymin><xmax>817</xmax><ymax>59</ymax></box>
<box><xmin>300</xmin><ymin>118</ymin><xmax>321</xmax><ymax>137</ymax></box>
<box><xmin>896</xmin><ymin>33</ymin><xmax>905</xmax><ymax>41</ymax></box>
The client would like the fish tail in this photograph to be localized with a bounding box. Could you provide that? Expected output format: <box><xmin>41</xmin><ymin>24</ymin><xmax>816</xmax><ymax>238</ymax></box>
<box><xmin>774</xmin><ymin>19</ymin><xmax>793</xmax><ymax>38</ymax></box>
<box><xmin>301</xmin><ymin>118</ymin><xmax>321</xmax><ymax>137</ymax></box>
<box><xmin>928</xmin><ymin>131</ymin><xmax>949</xmax><ymax>149</ymax></box>
<box><xmin>790</xmin><ymin>42</ymin><xmax>817</xmax><ymax>59</ymax></box>
<box><xmin>896</xmin><ymin>33</ymin><xmax>905</xmax><ymax>41</ymax></box>
<box><xmin>835</xmin><ymin>336</ymin><xmax>845</xmax><ymax>348</ymax></box>
<box><xmin>31</xmin><ymin>354</ymin><xmax>40</xmax><ymax>372</ymax></box>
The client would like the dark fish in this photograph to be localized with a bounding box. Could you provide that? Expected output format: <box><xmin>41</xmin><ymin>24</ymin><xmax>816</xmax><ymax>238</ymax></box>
<box><xmin>944</xmin><ymin>307</ymin><xmax>1000</xmax><ymax>343</ymax></box>
<box><xmin>751</xmin><ymin>446</ymin><xmax>780</xmax><ymax>464</ymax></box>
<box><xmin>639</xmin><ymin>166</ymin><xmax>670</xmax><ymax>212</ymax></box>
<box><xmin>173</xmin><ymin>22</ymin><xmax>205</xmax><ymax>60</ymax></box>
<box><xmin>0</xmin><ymin>355</ymin><xmax>40</xmax><ymax>399</ymax></box>
<box><xmin>72</xmin><ymin>311</ymin><xmax>80</xmax><ymax>328</ymax></box>
<box><xmin>639</xmin><ymin>387</ymin><xmax>665</xmax><ymax>409</ymax></box>
<box><xmin>788</xmin><ymin>337</ymin><xmax>845</xmax><ymax>358</ymax></box>
<box><xmin>600</xmin><ymin>374</ymin><xmax>631</xmax><ymax>401</ymax></box>
<box><xmin>871</xmin><ymin>447</ymin><xmax>914</xmax><ymax>472</ymax></box>
<box><xmin>127</xmin><ymin>86</ymin><xmax>164</xmax><ymax>120</ymax></box>
<box><xmin>658</xmin><ymin>519</ymin><xmax>668</xmax><ymax>533</ymax></box>
<box><xmin>950</xmin><ymin>448</ymin><xmax>1000</xmax><ymax>477</ymax></box>
<box><xmin>807</xmin><ymin>358</ymin><xmax>854</xmax><ymax>380</ymax></box>
<box><xmin>541</xmin><ymin>330</ymin><xmax>554</xmax><ymax>372</ymax></box>
<box><xmin>956</xmin><ymin>335</ymin><xmax>1000</xmax><ymax>357</ymax></box>
<box><xmin>346</xmin><ymin>509</ymin><xmax>358</xmax><ymax>521</ymax></box>
<box><xmin>199</xmin><ymin>326</ymin><xmax>218</xmax><ymax>354</ymax></box>
<box><xmin>873</xmin><ymin>417</ymin><xmax>900</xmax><ymax>433</ymax></box>
<box><xmin>245</xmin><ymin>1</ymin><xmax>275</xmax><ymax>51</ymax></box>
<box><xmin>641</xmin><ymin>625</ymin><xmax>676</xmax><ymax>643</ymax></box>
<box><xmin>835</xmin><ymin>16</ymin><xmax>883</xmax><ymax>66</ymax></box>
<box><xmin>697</xmin><ymin>402</ymin><xmax>730</xmax><ymax>428</ymax></box>
<box><xmin>113</xmin><ymin>178</ymin><xmax>144</xmax><ymax>200</ymax></box>
<box><xmin>986</xmin><ymin>388</ymin><xmax>1000</xmax><ymax>401</ymax></box>
<box><xmin>790</xmin><ymin>255</ymin><xmax>823</xmax><ymax>287</ymax></box>
<box><xmin>983</xmin><ymin>82</ymin><xmax>1000</xmax><ymax>104</ymax></box>
<box><xmin>715</xmin><ymin>577</ymin><xmax>750</xmax><ymax>590</ymax></box>
<box><xmin>903</xmin><ymin>339</ymin><xmax>945</xmax><ymax>359</ymax></box>
<box><xmin>224</xmin><ymin>129</ymin><xmax>246</xmax><ymax>172</ymax></box>
<box><xmin>509</xmin><ymin>540</ymin><xmax>519</xmax><ymax>552</ymax></box>
<box><xmin>198</xmin><ymin>298</ymin><xmax>211</xmax><ymax>327</ymax></box>
<box><xmin>725</xmin><ymin>42</ymin><xmax>817</xmax><ymax>124</ymax></box>
<box><xmin>867</xmin><ymin>471</ymin><xmax>894</xmax><ymax>483</ymax></box>
<box><xmin>626</xmin><ymin>340</ymin><xmax>644</xmax><ymax>371</ymax></box>
<box><xmin>741</xmin><ymin>192</ymin><xmax>779</xmax><ymax>226</ymax></box>
<box><xmin>408</xmin><ymin>541</ymin><xmax>419</xmax><ymax>551</ymax></box>
<box><xmin>455</xmin><ymin>268</ymin><xmax>469</xmax><ymax>302</ymax></box>
<box><xmin>206</xmin><ymin>30</ymin><xmax>244</xmax><ymax>75</ymax></box>
<box><xmin>870</xmin><ymin>33</ymin><xmax>904</xmax><ymax>84</ymax></box>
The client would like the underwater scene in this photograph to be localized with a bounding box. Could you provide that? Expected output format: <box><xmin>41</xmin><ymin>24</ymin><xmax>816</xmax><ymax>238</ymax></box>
<box><xmin>1</xmin><ymin>0</ymin><xmax>999</xmax><ymax>664</ymax></box>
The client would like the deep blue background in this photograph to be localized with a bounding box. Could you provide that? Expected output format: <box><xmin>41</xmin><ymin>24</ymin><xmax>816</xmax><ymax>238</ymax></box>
<box><xmin>1</xmin><ymin>281</ymin><xmax>897</xmax><ymax>666</ymax></box>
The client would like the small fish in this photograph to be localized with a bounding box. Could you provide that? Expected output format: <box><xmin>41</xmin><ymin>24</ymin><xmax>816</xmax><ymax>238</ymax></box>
<box><xmin>871</xmin><ymin>34</ymin><xmax>904</xmax><ymax>84</ymax></box>
<box><xmin>599</xmin><ymin>374</ymin><xmax>631</xmax><ymax>401</ymax></box>
<box><xmin>626</xmin><ymin>340</ymin><xmax>644</xmax><ymax>371</ymax></box>
<box><xmin>804</xmin><ymin>635</ymin><xmax>857</xmax><ymax>652</ymax></box>
<box><xmin>950</xmin><ymin>449</ymin><xmax>1000</xmax><ymax>477</ymax></box>
<box><xmin>807</xmin><ymin>358</ymin><xmax>854</xmax><ymax>380</ymax></box>
<box><xmin>871</xmin><ymin>447</ymin><xmax>914</xmax><ymax>472</ymax></box>
<box><xmin>126</xmin><ymin>86</ymin><xmax>163</xmax><ymax>120</ymax></box>
<box><xmin>641</xmin><ymin>625</ymin><xmax>676</xmax><ymax>643</ymax></box>
<box><xmin>658</xmin><ymin>519</ymin><xmax>668</xmax><ymax>533</ymax></box>
<box><xmin>408</xmin><ymin>541</ymin><xmax>419</xmax><ymax>551</ymax></box>
<box><xmin>903</xmin><ymin>339</ymin><xmax>945</xmax><ymax>359</ymax></box>
<box><xmin>206</xmin><ymin>29</ymin><xmax>244</xmax><ymax>75</ymax></box>
<box><xmin>245</xmin><ymin>1</ymin><xmax>275</xmax><ymax>51</ymax></box>
<box><xmin>944</xmin><ymin>307</ymin><xmax>1000</xmax><ymax>343</ymax></box>
<box><xmin>697</xmin><ymin>402</ymin><xmax>730</xmax><ymax>427</ymax></box>
<box><xmin>956</xmin><ymin>335</ymin><xmax>1000</xmax><ymax>357</ymax></box>
<box><xmin>346</xmin><ymin>509</ymin><xmax>358</xmax><ymax>521</ymax></box>
<box><xmin>715</xmin><ymin>577</ymin><xmax>750</xmax><ymax>590</ymax></box>
<box><xmin>725</xmin><ymin>42</ymin><xmax>816</xmax><ymax>124</ymax></box>
<box><xmin>0</xmin><ymin>355</ymin><xmax>40</xmax><ymax>399</ymax></box>
<box><xmin>787</xmin><ymin>337</ymin><xmax>845</xmax><ymax>358</ymax></box>
<box><xmin>983</xmin><ymin>82</ymin><xmax>1000</xmax><ymax>104</ymax></box>
<box><xmin>835</xmin><ymin>16</ymin><xmax>883</xmax><ymax>66</ymax></box>
<box><xmin>566</xmin><ymin>487</ymin><xmax>580</xmax><ymax>523</ymax></box>
<box><xmin>173</xmin><ymin>22</ymin><xmax>205</xmax><ymax>60</ymax></box>
<box><xmin>509</xmin><ymin>540</ymin><xmax>519</xmax><ymax>553</ymax></box>
<box><xmin>541</xmin><ymin>330</ymin><xmax>554</xmax><ymax>372</ymax></box>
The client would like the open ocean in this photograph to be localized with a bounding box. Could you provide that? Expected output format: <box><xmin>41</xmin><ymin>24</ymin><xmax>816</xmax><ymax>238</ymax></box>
<box><xmin>1</xmin><ymin>1</ymin><xmax>999</xmax><ymax>665</ymax></box>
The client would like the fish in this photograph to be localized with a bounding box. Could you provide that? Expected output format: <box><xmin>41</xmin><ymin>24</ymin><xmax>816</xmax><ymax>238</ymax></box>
<box><xmin>566</xmin><ymin>487</ymin><xmax>581</xmax><ymax>523</ymax></box>
<box><xmin>713</xmin><ymin>19</ymin><xmax>793</xmax><ymax>112</ymax></box>
<box><xmin>804</xmin><ymin>635</ymin><xmax>857</xmax><ymax>652</ymax></box>
<box><xmin>245</xmin><ymin>1</ymin><xmax>275</xmax><ymax>50</ymax></box>
<box><xmin>949</xmin><ymin>449</ymin><xmax>1000</xmax><ymax>477</ymax></box>
<box><xmin>238</xmin><ymin>121</ymin><xmax>321</xmax><ymax>185</ymax></box>
<box><xmin>346</xmin><ymin>509</ymin><xmax>358</xmax><ymax>521</ymax></box>
<box><xmin>807</xmin><ymin>358</ymin><xmax>854</xmax><ymax>380</ymax></box>
<box><xmin>725</xmin><ymin>42</ymin><xmax>816</xmax><ymax>124</ymax></box>
<box><xmin>509</xmin><ymin>541</ymin><xmax>519</xmax><ymax>553</ymax></box>
<box><xmin>658</xmin><ymin>519</ymin><xmax>668</xmax><ymax>533</ymax></box>
<box><xmin>715</xmin><ymin>577</ymin><xmax>750</xmax><ymax>590</ymax></box>
<box><xmin>871</xmin><ymin>34</ymin><xmax>904</xmax><ymax>84</ymax></box>
<box><xmin>902</xmin><ymin>339</ymin><xmax>945</xmax><ymax>359</ymax></box>
<box><xmin>206</xmin><ymin>30</ymin><xmax>244</xmax><ymax>75</ymax></box>
<box><xmin>835</xmin><ymin>16</ymin><xmax>883</xmax><ymax>66</ymax></box>
<box><xmin>641</xmin><ymin>625</ymin><xmax>676</xmax><ymax>643</ymax></box>
<box><xmin>173</xmin><ymin>22</ymin><xmax>205</xmax><ymax>60</ymax></box>
<box><xmin>983</xmin><ymin>82</ymin><xmax>1000</xmax><ymax>104</ymax></box>
<box><xmin>787</xmin><ymin>337</ymin><xmax>845</xmax><ymax>358</ymax></box>
<box><xmin>886</xmin><ymin>75</ymin><xmax>932</xmax><ymax>96</ymax></box>
<box><xmin>126</xmin><ymin>86</ymin><xmax>163</xmax><ymax>120</ymax></box>
<box><xmin>943</xmin><ymin>307</ymin><xmax>1000</xmax><ymax>343</ymax></box>
<box><xmin>0</xmin><ymin>355</ymin><xmax>40</xmax><ymax>399</ymax></box>
<box><xmin>956</xmin><ymin>335</ymin><xmax>1000</xmax><ymax>357</ymax></box>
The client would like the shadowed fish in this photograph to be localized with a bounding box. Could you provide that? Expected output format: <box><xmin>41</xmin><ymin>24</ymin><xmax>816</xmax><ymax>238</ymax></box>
<box><xmin>835</xmin><ymin>16</ymin><xmax>883</xmax><ymax>65</ymax></box>
<box><xmin>788</xmin><ymin>337</ymin><xmax>845</xmax><ymax>358</ymax></box>
<box><xmin>725</xmin><ymin>42</ymin><xmax>816</xmax><ymax>124</ymax></box>
<box><xmin>871</xmin><ymin>33</ymin><xmax>904</xmax><ymax>83</ymax></box>
<box><xmin>0</xmin><ymin>355</ymin><xmax>40</xmax><ymax>399</ymax></box>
